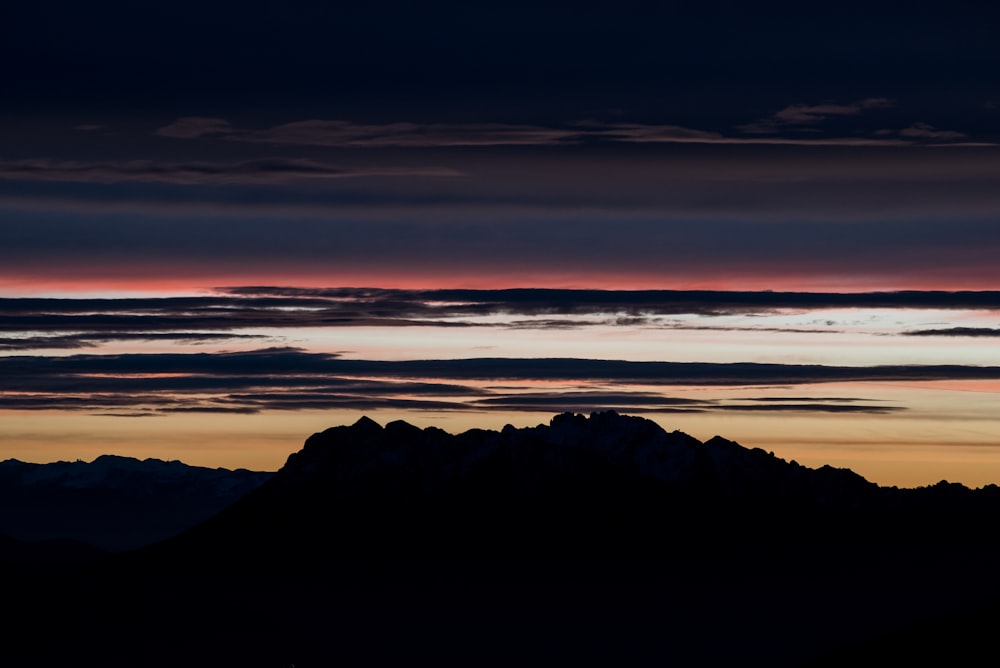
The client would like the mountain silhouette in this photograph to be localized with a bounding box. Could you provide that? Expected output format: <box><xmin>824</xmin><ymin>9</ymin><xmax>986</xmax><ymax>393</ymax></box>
<box><xmin>7</xmin><ymin>411</ymin><xmax>1000</xmax><ymax>667</ymax></box>
<box><xmin>0</xmin><ymin>455</ymin><xmax>273</xmax><ymax>551</ymax></box>
<box><xmin>0</xmin><ymin>533</ymin><xmax>108</xmax><ymax>569</ymax></box>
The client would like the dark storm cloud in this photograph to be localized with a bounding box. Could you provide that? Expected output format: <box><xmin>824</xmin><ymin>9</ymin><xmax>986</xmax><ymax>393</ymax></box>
<box><xmin>0</xmin><ymin>158</ymin><xmax>461</xmax><ymax>185</ymax></box>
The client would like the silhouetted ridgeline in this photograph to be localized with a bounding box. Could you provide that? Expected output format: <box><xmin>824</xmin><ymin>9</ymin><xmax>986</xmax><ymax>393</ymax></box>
<box><xmin>151</xmin><ymin>411</ymin><xmax>1000</xmax><ymax>561</ymax></box>
<box><xmin>0</xmin><ymin>455</ymin><xmax>273</xmax><ymax>551</ymax></box>
<box><xmin>7</xmin><ymin>411</ymin><xmax>1000</xmax><ymax>667</ymax></box>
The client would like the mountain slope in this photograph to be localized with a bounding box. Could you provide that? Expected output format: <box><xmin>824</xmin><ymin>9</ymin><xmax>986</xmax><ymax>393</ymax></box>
<box><xmin>166</xmin><ymin>411</ymin><xmax>1000</xmax><ymax>561</ymax></box>
<box><xmin>7</xmin><ymin>411</ymin><xmax>1000</xmax><ymax>668</ymax></box>
<box><xmin>0</xmin><ymin>455</ymin><xmax>273</xmax><ymax>551</ymax></box>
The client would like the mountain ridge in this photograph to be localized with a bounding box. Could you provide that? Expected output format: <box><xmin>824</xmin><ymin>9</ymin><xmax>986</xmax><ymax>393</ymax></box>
<box><xmin>8</xmin><ymin>411</ymin><xmax>1000</xmax><ymax>667</ymax></box>
<box><xmin>272</xmin><ymin>410</ymin><xmax>997</xmax><ymax>509</ymax></box>
<box><xmin>143</xmin><ymin>409</ymin><xmax>1000</xmax><ymax>572</ymax></box>
<box><xmin>0</xmin><ymin>454</ymin><xmax>273</xmax><ymax>551</ymax></box>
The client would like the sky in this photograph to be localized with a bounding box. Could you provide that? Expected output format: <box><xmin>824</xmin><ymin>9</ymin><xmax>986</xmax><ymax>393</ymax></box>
<box><xmin>3</xmin><ymin>1</ymin><xmax>1000</xmax><ymax>487</ymax></box>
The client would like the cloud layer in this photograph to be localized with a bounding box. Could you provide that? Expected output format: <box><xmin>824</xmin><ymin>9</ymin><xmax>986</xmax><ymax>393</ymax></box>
<box><xmin>153</xmin><ymin>110</ymin><xmax>981</xmax><ymax>149</ymax></box>
<box><xmin>3</xmin><ymin>288</ymin><xmax>1000</xmax><ymax>342</ymax></box>
<box><xmin>5</xmin><ymin>288</ymin><xmax>995</xmax><ymax>417</ymax></box>
<box><xmin>0</xmin><ymin>346</ymin><xmax>967</xmax><ymax>415</ymax></box>
<box><xmin>0</xmin><ymin>159</ymin><xmax>461</xmax><ymax>185</ymax></box>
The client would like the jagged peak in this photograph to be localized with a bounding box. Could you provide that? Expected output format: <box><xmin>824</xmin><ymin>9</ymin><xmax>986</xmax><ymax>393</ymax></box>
<box><xmin>283</xmin><ymin>413</ymin><xmax>993</xmax><ymax>500</ymax></box>
<box><xmin>351</xmin><ymin>415</ymin><xmax>384</xmax><ymax>431</ymax></box>
<box><xmin>549</xmin><ymin>411</ymin><xmax>588</xmax><ymax>427</ymax></box>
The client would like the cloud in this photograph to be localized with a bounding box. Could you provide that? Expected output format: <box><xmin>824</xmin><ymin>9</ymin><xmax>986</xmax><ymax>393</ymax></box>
<box><xmin>154</xmin><ymin>117</ymin><xmax>234</xmax><ymax>139</ymax></box>
<box><xmin>316</xmin><ymin>358</ymin><xmax>1000</xmax><ymax>385</ymax></box>
<box><xmin>739</xmin><ymin>98</ymin><xmax>893</xmax><ymax>134</ymax></box>
<box><xmin>0</xmin><ymin>158</ymin><xmax>461</xmax><ymax>185</ymax></box>
<box><xmin>0</xmin><ymin>344</ymin><xmax>967</xmax><ymax>417</ymax></box>
<box><xmin>207</xmin><ymin>394</ymin><xmax>470</xmax><ymax>412</ymax></box>
<box><xmin>152</xmin><ymin>115</ymin><xmax>937</xmax><ymax>149</ymax></box>
<box><xmin>587</xmin><ymin>123</ymin><xmax>726</xmax><ymax>144</ymax></box>
<box><xmin>0</xmin><ymin>348</ymin><xmax>498</xmax><ymax>414</ymax></box>
<box><xmin>5</xmin><ymin>288</ymin><xmax>1000</xmax><ymax>347</ymax></box>
<box><xmin>473</xmin><ymin>391</ymin><xmax>709</xmax><ymax>410</ymax></box>
<box><xmin>714</xmin><ymin>403</ymin><xmax>902</xmax><ymax>414</ymax></box>
<box><xmin>734</xmin><ymin>101</ymin><xmax>984</xmax><ymax>147</ymax></box>
<box><xmin>4</xmin><ymin>348</ymin><xmax>1000</xmax><ymax>389</ymax></box>
<box><xmin>772</xmin><ymin>98</ymin><xmax>892</xmax><ymax>125</ymax></box>
<box><xmin>903</xmin><ymin>327</ymin><xmax>1000</xmax><ymax>337</ymax></box>
<box><xmin>0</xmin><ymin>346</ymin><xmax>925</xmax><ymax>416</ymax></box>
<box><xmin>0</xmin><ymin>332</ymin><xmax>268</xmax><ymax>351</ymax></box>
<box><xmin>585</xmin><ymin>123</ymin><xmax>908</xmax><ymax>146</ymax></box>
<box><xmin>222</xmin><ymin>286</ymin><xmax>1000</xmax><ymax>314</ymax></box>
<box><xmin>898</xmin><ymin>122</ymin><xmax>966</xmax><ymax>141</ymax></box>
<box><xmin>156</xmin><ymin>117</ymin><xmax>580</xmax><ymax>147</ymax></box>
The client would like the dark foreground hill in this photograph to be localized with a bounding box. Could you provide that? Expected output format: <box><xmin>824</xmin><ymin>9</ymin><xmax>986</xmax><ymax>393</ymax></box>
<box><xmin>7</xmin><ymin>411</ymin><xmax>1000</xmax><ymax>667</ymax></box>
<box><xmin>0</xmin><ymin>455</ymin><xmax>273</xmax><ymax>551</ymax></box>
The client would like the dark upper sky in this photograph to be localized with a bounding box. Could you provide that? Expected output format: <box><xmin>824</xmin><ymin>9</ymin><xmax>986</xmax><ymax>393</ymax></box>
<box><xmin>6</xmin><ymin>1</ymin><xmax>999</xmax><ymax>122</ymax></box>
<box><xmin>3</xmin><ymin>0</ymin><xmax>999</xmax><ymax>291</ymax></box>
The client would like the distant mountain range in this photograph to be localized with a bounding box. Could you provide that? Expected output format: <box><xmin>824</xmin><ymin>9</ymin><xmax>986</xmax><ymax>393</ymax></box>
<box><xmin>5</xmin><ymin>411</ymin><xmax>1000</xmax><ymax>667</ymax></box>
<box><xmin>0</xmin><ymin>455</ymin><xmax>273</xmax><ymax>551</ymax></box>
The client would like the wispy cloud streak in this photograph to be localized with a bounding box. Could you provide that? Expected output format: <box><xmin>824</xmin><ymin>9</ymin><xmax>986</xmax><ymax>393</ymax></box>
<box><xmin>0</xmin><ymin>347</ymin><xmax>990</xmax><ymax>415</ymax></box>
<box><xmin>0</xmin><ymin>159</ymin><xmax>460</xmax><ymax>185</ymax></box>
<box><xmin>3</xmin><ymin>288</ymin><xmax>1000</xmax><ymax>348</ymax></box>
<box><xmin>739</xmin><ymin>98</ymin><xmax>893</xmax><ymax>134</ymax></box>
<box><xmin>903</xmin><ymin>327</ymin><xmax>1000</xmax><ymax>337</ymax></box>
<box><xmin>153</xmin><ymin>113</ymin><xmax>985</xmax><ymax>148</ymax></box>
<box><xmin>155</xmin><ymin>117</ymin><xmax>582</xmax><ymax>147</ymax></box>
